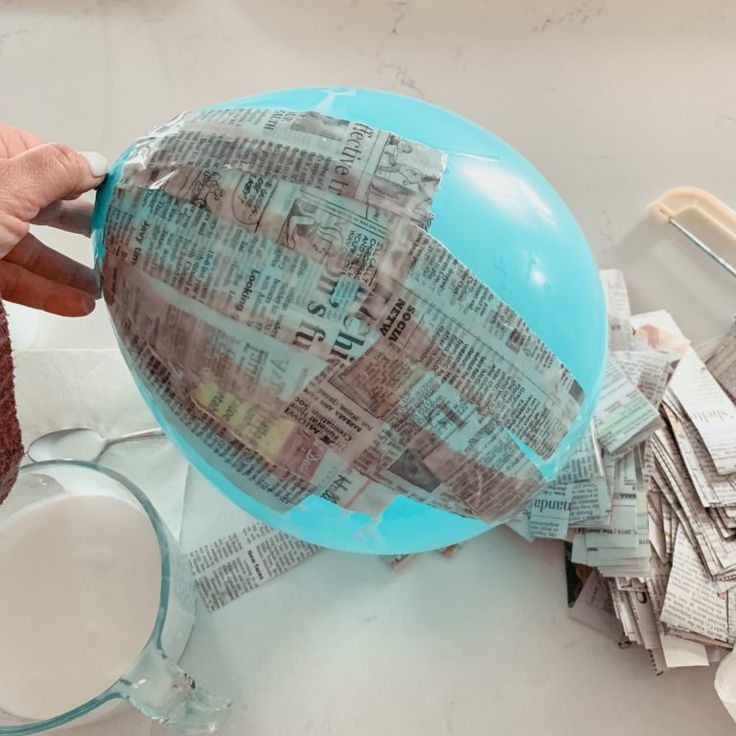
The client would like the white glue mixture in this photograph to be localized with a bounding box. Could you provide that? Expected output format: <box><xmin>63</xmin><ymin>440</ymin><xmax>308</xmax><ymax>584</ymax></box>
<box><xmin>0</xmin><ymin>494</ymin><xmax>162</xmax><ymax>720</ymax></box>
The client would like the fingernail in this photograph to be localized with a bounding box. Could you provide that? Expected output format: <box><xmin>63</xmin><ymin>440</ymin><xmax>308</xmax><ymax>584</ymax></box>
<box><xmin>82</xmin><ymin>295</ymin><xmax>96</xmax><ymax>314</ymax></box>
<box><xmin>78</xmin><ymin>151</ymin><xmax>109</xmax><ymax>178</ymax></box>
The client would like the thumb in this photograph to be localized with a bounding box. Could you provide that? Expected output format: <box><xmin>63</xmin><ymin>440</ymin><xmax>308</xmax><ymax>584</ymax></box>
<box><xmin>0</xmin><ymin>143</ymin><xmax>107</xmax><ymax>223</ymax></box>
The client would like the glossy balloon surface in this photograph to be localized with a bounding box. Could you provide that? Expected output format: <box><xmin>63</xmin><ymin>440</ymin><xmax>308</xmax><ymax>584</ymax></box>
<box><xmin>92</xmin><ymin>87</ymin><xmax>606</xmax><ymax>554</ymax></box>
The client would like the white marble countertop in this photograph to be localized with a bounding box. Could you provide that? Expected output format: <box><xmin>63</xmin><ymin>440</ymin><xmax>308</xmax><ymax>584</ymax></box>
<box><xmin>3</xmin><ymin>0</ymin><xmax>736</xmax><ymax>733</ymax></box>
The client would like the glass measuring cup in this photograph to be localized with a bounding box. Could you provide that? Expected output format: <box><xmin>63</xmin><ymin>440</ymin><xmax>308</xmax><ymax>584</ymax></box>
<box><xmin>0</xmin><ymin>461</ymin><xmax>231</xmax><ymax>735</ymax></box>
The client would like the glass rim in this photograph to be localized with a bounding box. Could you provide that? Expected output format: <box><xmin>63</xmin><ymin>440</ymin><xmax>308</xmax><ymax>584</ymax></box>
<box><xmin>0</xmin><ymin>460</ymin><xmax>173</xmax><ymax>735</ymax></box>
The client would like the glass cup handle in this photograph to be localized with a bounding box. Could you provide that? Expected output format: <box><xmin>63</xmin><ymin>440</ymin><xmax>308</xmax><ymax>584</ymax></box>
<box><xmin>114</xmin><ymin>643</ymin><xmax>232</xmax><ymax>734</ymax></box>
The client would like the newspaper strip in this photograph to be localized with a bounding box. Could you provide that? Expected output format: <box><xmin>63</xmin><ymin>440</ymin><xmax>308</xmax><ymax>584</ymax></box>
<box><xmin>593</xmin><ymin>356</ymin><xmax>662</xmax><ymax>457</ymax></box>
<box><xmin>600</xmin><ymin>269</ymin><xmax>633</xmax><ymax>351</ymax></box>
<box><xmin>612</xmin><ymin>349</ymin><xmax>673</xmax><ymax>409</ymax></box>
<box><xmin>609</xmin><ymin>584</ymin><xmax>640</xmax><ymax>644</ymax></box>
<box><xmin>669</xmin><ymin>349</ymin><xmax>736</xmax><ymax>475</ymax></box>
<box><xmin>567</xmin><ymin>568</ymin><xmax>623</xmax><ymax>639</ymax></box>
<box><xmin>644</xmin><ymin>556</ymin><xmax>705</xmax><ymax>669</ymax></box>
<box><xmin>126</xmin><ymin>107</ymin><xmax>446</xmax><ymax>228</ymax></box>
<box><xmin>627</xmin><ymin>585</ymin><xmax>666</xmax><ymax>673</ymax></box>
<box><xmin>555</xmin><ymin>424</ymin><xmax>604</xmax><ymax>484</ymax></box>
<box><xmin>660</xmin><ymin>530</ymin><xmax>733</xmax><ymax>644</ymax></box>
<box><xmin>651</xmin><ymin>425</ymin><xmax>736</xmax><ymax>581</ymax></box>
<box><xmin>188</xmin><ymin>521</ymin><xmax>320</xmax><ymax>612</ymax></box>
<box><xmin>556</xmin><ymin>423</ymin><xmax>610</xmax><ymax>526</ymax></box>
<box><xmin>99</xmin><ymin>107</ymin><xmax>590</xmax><ymax>522</ymax></box>
<box><xmin>571</xmin><ymin>449</ymin><xmax>650</xmax><ymax>578</ymax></box>
<box><xmin>648</xmin><ymin>484</ymin><xmax>667</xmax><ymax>564</ymax></box>
<box><xmin>662</xmin><ymin>400</ymin><xmax>736</xmax><ymax>508</ymax></box>
<box><xmin>708</xmin><ymin>329</ymin><xmax>736</xmax><ymax>402</ymax></box>
<box><xmin>661</xmin><ymin>633</ymin><xmax>710</xmax><ymax>668</ymax></box>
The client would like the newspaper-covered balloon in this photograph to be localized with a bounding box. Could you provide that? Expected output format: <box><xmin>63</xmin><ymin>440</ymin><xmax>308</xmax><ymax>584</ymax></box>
<box><xmin>92</xmin><ymin>87</ymin><xmax>605</xmax><ymax>554</ymax></box>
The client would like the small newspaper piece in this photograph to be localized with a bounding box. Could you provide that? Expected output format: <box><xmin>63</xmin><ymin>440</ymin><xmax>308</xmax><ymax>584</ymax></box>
<box><xmin>567</xmin><ymin>568</ymin><xmax>623</xmax><ymax>640</ymax></box>
<box><xmin>527</xmin><ymin>484</ymin><xmax>571</xmax><ymax>539</ymax></box>
<box><xmin>707</xmin><ymin>329</ymin><xmax>736</xmax><ymax>402</ymax></box>
<box><xmin>662</xmin><ymin>401</ymin><xmax>736</xmax><ymax>508</ymax></box>
<box><xmin>99</xmin><ymin>106</ymin><xmax>588</xmax><ymax>525</ymax></box>
<box><xmin>670</xmin><ymin>349</ymin><xmax>736</xmax><ymax>475</ymax></box>
<box><xmin>508</xmin><ymin>427</ymin><xmax>609</xmax><ymax>541</ymax></box>
<box><xmin>660</xmin><ymin>530</ymin><xmax>732</xmax><ymax>645</ymax></box>
<box><xmin>568</xmin><ymin>478</ymin><xmax>611</xmax><ymax>527</ymax></box>
<box><xmin>632</xmin><ymin>312</ymin><xmax>690</xmax><ymax>362</ymax></box>
<box><xmin>189</xmin><ymin>521</ymin><xmax>320</xmax><ymax>612</ymax></box>
<box><xmin>600</xmin><ymin>269</ymin><xmax>633</xmax><ymax>351</ymax></box>
<box><xmin>612</xmin><ymin>349</ymin><xmax>674</xmax><ymax>409</ymax></box>
<box><xmin>556</xmin><ymin>425</ymin><xmax>610</xmax><ymax>527</ymax></box>
<box><xmin>593</xmin><ymin>357</ymin><xmax>663</xmax><ymax>456</ymax></box>
<box><xmin>556</xmin><ymin>423</ymin><xmax>605</xmax><ymax>484</ymax></box>
<box><xmin>651</xmin><ymin>425</ymin><xmax>736</xmax><ymax>581</ymax></box>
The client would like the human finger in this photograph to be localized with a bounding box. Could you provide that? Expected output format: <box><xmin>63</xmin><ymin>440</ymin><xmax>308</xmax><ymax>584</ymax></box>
<box><xmin>3</xmin><ymin>232</ymin><xmax>98</xmax><ymax>296</ymax></box>
<box><xmin>31</xmin><ymin>198</ymin><xmax>95</xmax><ymax>236</ymax></box>
<box><xmin>0</xmin><ymin>260</ymin><xmax>96</xmax><ymax>316</ymax></box>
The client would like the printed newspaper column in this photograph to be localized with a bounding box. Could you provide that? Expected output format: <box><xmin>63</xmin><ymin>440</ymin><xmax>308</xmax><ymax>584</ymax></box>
<box><xmin>189</xmin><ymin>520</ymin><xmax>320</xmax><ymax>612</ymax></box>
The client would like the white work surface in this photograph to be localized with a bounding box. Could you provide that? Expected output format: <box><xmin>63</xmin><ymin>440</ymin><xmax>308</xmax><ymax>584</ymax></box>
<box><xmin>3</xmin><ymin>0</ymin><xmax>736</xmax><ymax>733</ymax></box>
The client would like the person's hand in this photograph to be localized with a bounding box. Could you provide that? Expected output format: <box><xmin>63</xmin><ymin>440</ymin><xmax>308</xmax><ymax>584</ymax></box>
<box><xmin>0</xmin><ymin>126</ymin><xmax>108</xmax><ymax>316</ymax></box>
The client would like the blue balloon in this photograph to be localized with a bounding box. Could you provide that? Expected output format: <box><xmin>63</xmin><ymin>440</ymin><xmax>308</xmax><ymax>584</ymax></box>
<box><xmin>92</xmin><ymin>87</ymin><xmax>606</xmax><ymax>554</ymax></box>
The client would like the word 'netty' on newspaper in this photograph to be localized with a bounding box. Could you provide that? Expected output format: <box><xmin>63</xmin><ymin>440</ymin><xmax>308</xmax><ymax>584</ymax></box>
<box><xmin>509</xmin><ymin>269</ymin><xmax>736</xmax><ymax>688</ymax></box>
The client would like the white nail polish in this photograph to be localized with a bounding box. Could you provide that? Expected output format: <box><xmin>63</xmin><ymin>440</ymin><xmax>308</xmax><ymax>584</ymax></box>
<box><xmin>78</xmin><ymin>151</ymin><xmax>109</xmax><ymax>178</ymax></box>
